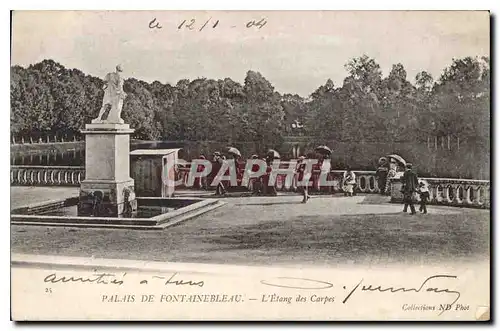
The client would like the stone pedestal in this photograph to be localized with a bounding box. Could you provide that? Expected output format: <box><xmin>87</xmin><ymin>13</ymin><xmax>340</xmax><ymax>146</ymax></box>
<box><xmin>78</xmin><ymin>123</ymin><xmax>137</xmax><ymax>217</ymax></box>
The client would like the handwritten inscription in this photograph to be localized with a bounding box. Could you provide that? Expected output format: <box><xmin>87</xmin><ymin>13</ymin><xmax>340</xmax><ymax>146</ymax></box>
<box><xmin>341</xmin><ymin>275</ymin><xmax>460</xmax><ymax>307</ymax></box>
<box><xmin>44</xmin><ymin>273</ymin><xmax>125</xmax><ymax>286</ymax></box>
<box><xmin>148</xmin><ymin>18</ymin><xmax>162</xmax><ymax>29</ymax></box>
<box><xmin>41</xmin><ymin>271</ymin><xmax>467</xmax><ymax>315</ymax></box>
<box><xmin>151</xmin><ymin>272</ymin><xmax>204</xmax><ymax>287</ymax></box>
<box><xmin>261</xmin><ymin>274</ymin><xmax>461</xmax><ymax>315</ymax></box>
<box><xmin>43</xmin><ymin>272</ymin><xmax>204</xmax><ymax>288</ymax></box>
<box><xmin>148</xmin><ymin>17</ymin><xmax>267</xmax><ymax>31</ymax></box>
<box><xmin>178</xmin><ymin>18</ymin><xmax>220</xmax><ymax>31</ymax></box>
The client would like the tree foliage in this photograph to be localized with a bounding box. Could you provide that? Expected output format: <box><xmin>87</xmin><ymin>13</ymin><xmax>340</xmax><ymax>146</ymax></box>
<box><xmin>11</xmin><ymin>56</ymin><xmax>489</xmax><ymax>150</ymax></box>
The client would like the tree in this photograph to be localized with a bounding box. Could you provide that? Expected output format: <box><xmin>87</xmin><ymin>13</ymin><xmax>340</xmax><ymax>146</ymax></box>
<box><xmin>122</xmin><ymin>78</ymin><xmax>161</xmax><ymax>140</ymax></box>
<box><xmin>241</xmin><ymin>70</ymin><xmax>285</xmax><ymax>149</ymax></box>
<box><xmin>304</xmin><ymin>79</ymin><xmax>342</xmax><ymax>139</ymax></box>
<box><xmin>432</xmin><ymin>57</ymin><xmax>486</xmax><ymax>139</ymax></box>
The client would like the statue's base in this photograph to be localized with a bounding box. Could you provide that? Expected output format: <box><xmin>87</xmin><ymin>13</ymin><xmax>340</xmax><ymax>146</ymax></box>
<box><xmin>82</xmin><ymin>122</ymin><xmax>133</xmax><ymax>133</ymax></box>
<box><xmin>78</xmin><ymin>179</ymin><xmax>137</xmax><ymax>217</ymax></box>
<box><xmin>91</xmin><ymin>118</ymin><xmax>125</xmax><ymax>125</ymax></box>
<box><xmin>79</xmin><ymin>121</ymin><xmax>136</xmax><ymax>217</ymax></box>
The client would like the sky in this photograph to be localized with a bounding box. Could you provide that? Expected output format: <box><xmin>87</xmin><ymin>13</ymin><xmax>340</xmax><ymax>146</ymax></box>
<box><xmin>11</xmin><ymin>10</ymin><xmax>490</xmax><ymax>97</ymax></box>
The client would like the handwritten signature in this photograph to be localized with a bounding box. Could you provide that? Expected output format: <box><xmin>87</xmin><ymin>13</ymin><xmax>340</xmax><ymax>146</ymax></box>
<box><xmin>43</xmin><ymin>272</ymin><xmax>204</xmax><ymax>288</ymax></box>
<box><xmin>261</xmin><ymin>274</ymin><xmax>460</xmax><ymax>314</ymax></box>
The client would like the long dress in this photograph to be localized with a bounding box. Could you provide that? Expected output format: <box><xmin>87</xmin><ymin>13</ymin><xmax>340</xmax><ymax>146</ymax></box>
<box><xmin>343</xmin><ymin>171</ymin><xmax>356</xmax><ymax>194</ymax></box>
<box><xmin>385</xmin><ymin>162</ymin><xmax>398</xmax><ymax>196</ymax></box>
<box><xmin>296</xmin><ymin>161</ymin><xmax>310</xmax><ymax>202</ymax></box>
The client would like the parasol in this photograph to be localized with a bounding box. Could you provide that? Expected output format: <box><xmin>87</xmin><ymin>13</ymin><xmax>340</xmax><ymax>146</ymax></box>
<box><xmin>227</xmin><ymin>147</ymin><xmax>242</xmax><ymax>158</ymax></box>
<box><xmin>387</xmin><ymin>154</ymin><xmax>406</xmax><ymax>166</ymax></box>
<box><xmin>314</xmin><ymin>145</ymin><xmax>332</xmax><ymax>155</ymax></box>
<box><xmin>266</xmin><ymin>149</ymin><xmax>281</xmax><ymax>159</ymax></box>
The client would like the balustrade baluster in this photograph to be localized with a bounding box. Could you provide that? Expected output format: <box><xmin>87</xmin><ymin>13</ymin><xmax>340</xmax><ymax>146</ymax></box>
<box><xmin>446</xmin><ymin>185</ymin><xmax>454</xmax><ymax>203</ymax></box>
<box><xmin>465</xmin><ymin>186</ymin><xmax>474</xmax><ymax>205</ymax></box>
<box><xmin>475</xmin><ymin>186</ymin><xmax>484</xmax><ymax>206</ymax></box>
<box><xmin>455</xmin><ymin>185</ymin><xmax>464</xmax><ymax>205</ymax></box>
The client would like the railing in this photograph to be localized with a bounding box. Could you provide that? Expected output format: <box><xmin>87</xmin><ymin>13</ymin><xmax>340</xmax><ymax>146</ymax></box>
<box><xmin>10</xmin><ymin>166</ymin><xmax>85</xmax><ymax>186</ymax></box>
<box><xmin>11</xmin><ymin>163</ymin><xmax>490</xmax><ymax>209</ymax></box>
<box><xmin>389</xmin><ymin>177</ymin><xmax>490</xmax><ymax>209</ymax></box>
<box><xmin>11</xmin><ymin>135</ymin><xmax>83</xmax><ymax>145</ymax></box>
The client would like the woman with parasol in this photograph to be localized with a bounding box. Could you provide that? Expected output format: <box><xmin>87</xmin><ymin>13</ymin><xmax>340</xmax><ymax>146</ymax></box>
<box><xmin>385</xmin><ymin>154</ymin><xmax>406</xmax><ymax>196</ymax></box>
<box><xmin>211</xmin><ymin>151</ymin><xmax>227</xmax><ymax>195</ymax></box>
<box><xmin>262</xmin><ymin>149</ymin><xmax>280</xmax><ymax>196</ymax></box>
<box><xmin>227</xmin><ymin>147</ymin><xmax>244</xmax><ymax>187</ymax></box>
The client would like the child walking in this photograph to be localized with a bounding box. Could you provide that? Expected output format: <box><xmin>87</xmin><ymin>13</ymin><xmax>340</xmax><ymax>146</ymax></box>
<box><xmin>418</xmin><ymin>181</ymin><xmax>430</xmax><ymax>214</ymax></box>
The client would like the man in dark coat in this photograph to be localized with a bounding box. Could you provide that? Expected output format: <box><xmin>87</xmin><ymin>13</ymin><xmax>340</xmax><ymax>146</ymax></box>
<box><xmin>376</xmin><ymin>157</ymin><xmax>389</xmax><ymax>195</ymax></box>
<box><xmin>401</xmin><ymin>163</ymin><xmax>419</xmax><ymax>215</ymax></box>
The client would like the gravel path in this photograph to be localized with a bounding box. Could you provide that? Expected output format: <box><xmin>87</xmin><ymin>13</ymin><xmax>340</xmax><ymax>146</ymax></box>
<box><xmin>11</xmin><ymin>190</ymin><xmax>490</xmax><ymax>267</ymax></box>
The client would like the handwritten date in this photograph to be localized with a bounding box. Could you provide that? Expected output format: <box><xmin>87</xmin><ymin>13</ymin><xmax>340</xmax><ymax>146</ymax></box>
<box><xmin>148</xmin><ymin>17</ymin><xmax>267</xmax><ymax>31</ymax></box>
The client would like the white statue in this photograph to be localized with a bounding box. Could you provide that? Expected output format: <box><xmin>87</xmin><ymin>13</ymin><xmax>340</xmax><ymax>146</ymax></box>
<box><xmin>92</xmin><ymin>65</ymin><xmax>127</xmax><ymax>124</ymax></box>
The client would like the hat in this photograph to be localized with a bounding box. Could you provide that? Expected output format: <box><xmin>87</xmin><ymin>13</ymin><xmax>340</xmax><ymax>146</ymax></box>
<box><xmin>406</xmin><ymin>163</ymin><xmax>413</xmax><ymax>169</ymax></box>
<box><xmin>251</xmin><ymin>154</ymin><xmax>258</xmax><ymax>159</ymax></box>
<box><xmin>298</xmin><ymin>155</ymin><xmax>305</xmax><ymax>160</ymax></box>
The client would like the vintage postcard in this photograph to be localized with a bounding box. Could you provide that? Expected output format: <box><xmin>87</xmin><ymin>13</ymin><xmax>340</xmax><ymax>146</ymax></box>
<box><xmin>10</xmin><ymin>10</ymin><xmax>490</xmax><ymax>321</ymax></box>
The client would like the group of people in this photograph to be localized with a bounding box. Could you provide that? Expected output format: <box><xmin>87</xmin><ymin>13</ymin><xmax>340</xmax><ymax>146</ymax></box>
<box><xmin>194</xmin><ymin>151</ymin><xmax>279</xmax><ymax>196</ymax></box>
<box><xmin>194</xmin><ymin>150</ymin><xmax>358</xmax><ymax>204</ymax></box>
<box><xmin>375</xmin><ymin>156</ymin><xmax>430</xmax><ymax>214</ymax></box>
<box><xmin>192</xmin><ymin>150</ymin><xmax>430</xmax><ymax>212</ymax></box>
<box><xmin>400</xmin><ymin>163</ymin><xmax>430</xmax><ymax>215</ymax></box>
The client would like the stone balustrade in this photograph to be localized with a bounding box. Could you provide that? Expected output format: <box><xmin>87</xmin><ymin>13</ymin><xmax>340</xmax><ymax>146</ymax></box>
<box><xmin>11</xmin><ymin>166</ymin><xmax>85</xmax><ymax>186</ymax></box>
<box><xmin>389</xmin><ymin>177</ymin><xmax>490</xmax><ymax>209</ymax></box>
<box><xmin>11</xmin><ymin>163</ymin><xmax>490</xmax><ymax>209</ymax></box>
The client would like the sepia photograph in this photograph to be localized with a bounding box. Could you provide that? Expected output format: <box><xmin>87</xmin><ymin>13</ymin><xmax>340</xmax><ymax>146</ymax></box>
<box><xmin>9</xmin><ymin>9</ymin><xmax>490</xmax><ymax>321</ymax></box>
